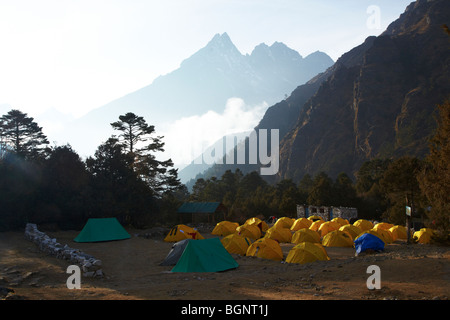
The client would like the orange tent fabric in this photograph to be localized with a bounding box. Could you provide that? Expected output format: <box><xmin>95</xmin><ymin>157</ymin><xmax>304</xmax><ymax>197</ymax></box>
<box><xmin>353</xmin><ymin>219</ymin><xmax>373</xmax><ymax>232</ymax></box>
<box><xmin>211</xmin><ymin>221</ymin><xmax>239</xmax><ymax>236</ymax></box>
<box><xmin>389</xmin><ymin>225</ymin><xmax>408</xmax><ymax>241</ymax></box>
<box><xmin>274</xmin><ymin>217</ymin><xmax>295</xmax><ymax>229</ymax></box>
<box><xmin>286</xmin><ymin>242</ymin><xmax>330</xmax><ymax>264</ymax></box>
<box><xmin>322</xmin><ymin>230</ymin><xmax>354</xmax><ymax>247</ymax></box>
<box><xmin>413</xmin><ymin>228</ymin><xmax>434</xmax><ymax>244</ymax></box>
<box><xmin>309</xmin><ymin>220</ymin><xmax>325</xmax><ymax>232</ymax></box>
<box><xmin>164</xmin><ymin>224</ymin><xmax>204</xmax><ymax>242</ymax></box>
<box><xmin>246</xmin><ymin>238</ymin><xmax>283</xmax><ymax>261</ymax></box>
<box><xmin>318</xmin><ymin>221</ymin><xmax>341</xmax><ymax>237</ymax></box>
<box><xmin>244</xmin><ymin>217</ymin><xmax>269</xmax><ymax>232</ymax></box>
<box><xmin>221</xmin><ymin>233</ymin><xmax>252</xmax><ymax>255</ymax></box>
<box><xmin>374</xmin><ymin>222</ymin><xmax>394</xmax><ymax>231</ymax></box>
<box><xmin>331</xmin><ymin>217</ymin><xmax>349</xmax><ymax>227</ymax></box>
<box><xmin>339</xmin><ymin>224</ymin><xmax>363</xmax><ymax>240</ymax></box>
<box><xmin>236</xmin><ymin>224</ymin><xmax>262</xmax><ymax>240</ymax></box>
<box><xmin>291</xmin><ymin>218</ymin><xmax>313</xmax><ymax>231</ymax></box>
<box><xmin>265</xmin><ymin>226</ymin><xmax>292</xmax><ymax>243</ymax></box>
<box><xmin>291</xmin><ymin>228</ymin><xmax>321</xmax><ymax>244</ymax></box>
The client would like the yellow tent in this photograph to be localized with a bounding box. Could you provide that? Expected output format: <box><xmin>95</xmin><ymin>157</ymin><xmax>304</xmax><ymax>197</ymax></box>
<box><xmin>308</xmin><ymin>215</ymin><xmax>324</xmax><ymax>222</ymax></box>
<box><xmin>413</xmin><ymin>228</ymin><xmax>434</xmax><ymax>244</ymax></box>
<box><xmin>236</xmin><ymin>224</ymin><xmax>262</xmax><ymax>240</ymax></box>
<box><xmin>353</xmin><ymin>219</ymin><xmax>373</xmax><ymax>232</ymax></box>
<box><xmin>389</xmin><ymin>225</ymin><xmax>407</xmax><ymax>241</ymax></box>
<box><xmin>372</xmin><ymin>228</ymin><xmax>393</xmax><ymax>244</ymax></box>
<box><xmin>374</xmin><ymin>222</ymin><xmax>394</xmax><ymax>231</ymax></box>
<box><xmin>164</xmin><ymin>224</ymin><xmax>204</xmax><ymax>242</ymax></box>
<box><xmin>322</xmin><ymin>230</ymin><xmax>354</xmax><ymax>247</ymax></box>
<box><xmin>286</xmin><ymin>242</ymin><xmax>330</xmax><ymax>264</ymax></box>
<box><xmin>274</xmin><ymin>217</ymin><xmax>295</xmax><ymax>229</ymax></box>
<box><xmin>244</xmin><ymin>217</ymin><xmax>269</xmax><ymax>232</ymax></box>
<box><xmin>318</xmin><ymin>220</ymin><xmax>341</xmax><ymax>237</ymax></box>
<box><xmin>264</xmin><ymin>226</ymin><xmax>292</xmax><ymax>243</ymax></box>
<box><xmin>339</xmin><ymin>224</ymin><xmax>363</xmax><ymax>240</ymax></box>
<box><xmin>221</xmin><ymin>233</ymin><xmax>252</xmax><ymax>255</ymax></box>
<box><xmin>331</xmin><ymin>217</ymin><xmax>349</xmax><ymax>227</ymax></box>
<box><xmin>246</xmin><ymin>238</ymin><xmax>283</xmax><ymax>261</ymax></box>
<box><xmin>309</xmin><ymin>219</ymin><xmax>325</xmax><ymax>232</ymax></box>
<box><xmin>211</xmin><ymin>221</ymin><xmax>239</xmax><ymax>236</ymax></box>
<box><xmin>291</xmin><ymin>228</ymin><xmax>321</xmax><ymax>244</ymax></box>
<box><xmin>290</xmin><ymin>218</ymin><xmax>313</xmax><ymax>231</ymax></box>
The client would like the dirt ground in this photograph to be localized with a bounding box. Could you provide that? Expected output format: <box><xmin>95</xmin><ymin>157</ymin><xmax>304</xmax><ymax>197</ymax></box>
<box><xmin>1</xmin><ymin>225</ymin><xmax>449</xmax><ymax>302</ymax></box>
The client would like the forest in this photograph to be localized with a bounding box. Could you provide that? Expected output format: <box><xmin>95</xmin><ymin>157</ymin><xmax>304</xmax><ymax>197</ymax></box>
<box><xmin>0</xmin><ymin>101</ymin><xmax>448</xmax><ymax>242</ymax></box>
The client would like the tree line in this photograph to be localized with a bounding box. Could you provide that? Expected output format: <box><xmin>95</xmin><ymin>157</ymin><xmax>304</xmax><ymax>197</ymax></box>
<box><xmin>0</xmin><ymin>110</ymin><xmax>187</xmax><ymax>231</ymax></box>
<box><xmin>189</xmin><ymin>159</ymin><xmax>414</xmax><ymax>223</ymax></box>
<box><xmin>0</xmin><ymin>100</ymin><xmax>448</xmax><ymax>242</ymax></box>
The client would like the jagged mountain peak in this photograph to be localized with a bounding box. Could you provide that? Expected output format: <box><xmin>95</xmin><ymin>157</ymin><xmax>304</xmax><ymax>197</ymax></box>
<box><xmin>181</xmin><ymin>32</ymin><xmax>243</xmax><ymax>68</ymax></box>
<box><xmin>250</xmin><ymin>41</ymin><xmax>302</xmax><ymax>61</ymax></box>
<box><xmin>209</xmin><ymin>32</ymin><xmax>233</xmax><ymax>45</ymax></box>
<box><xmin>206</xmin><ymin>32</ymin><xmax>238</xmax><ymax>52</ymax></box>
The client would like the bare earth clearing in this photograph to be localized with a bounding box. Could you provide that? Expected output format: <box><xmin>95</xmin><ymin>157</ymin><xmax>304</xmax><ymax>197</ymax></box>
<box><xmin>1</xmin><ymin>225</ymin><xmax>449</xmax><ymax>303</ymax></box>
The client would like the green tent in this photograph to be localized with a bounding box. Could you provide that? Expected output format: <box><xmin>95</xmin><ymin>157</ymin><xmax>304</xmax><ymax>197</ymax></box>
<box><xmin>74</xmin><ymin>218</ymin><xmax>130</xmax><ymax>243</ymax></box>
<box><xmin>171</xmin><ymin>237</ymin><xmax>238</xmax><ymax>273</ymax></box>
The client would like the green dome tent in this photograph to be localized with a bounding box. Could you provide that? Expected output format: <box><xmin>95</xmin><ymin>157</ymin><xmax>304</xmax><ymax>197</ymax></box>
<box><xmin>171</xmin><ymin>237</ymin><xmax>238</xmax><ymax>273</ymax></box>
<box><xmin>74</xmin><ymin>218</ymin><xmax>130</xmax><ymax>243</ymax></box>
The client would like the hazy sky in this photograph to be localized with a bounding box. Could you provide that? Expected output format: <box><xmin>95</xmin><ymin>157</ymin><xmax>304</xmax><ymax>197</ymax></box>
<box><xmin>0</xmin><ymin>0</ymin><xmax>413</xmax><ymax>119</ymax></box>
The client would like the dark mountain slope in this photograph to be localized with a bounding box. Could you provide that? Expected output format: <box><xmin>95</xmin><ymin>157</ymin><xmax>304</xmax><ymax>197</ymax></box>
<box><xmin>278</xmin><ymin>0</ymin><xmax>450</xmax><ymax>181</ymax></box>
<box><xmin>196</xmin><ymin>0</ymin><xmax>450</xmax><ymax>185</ymax></box>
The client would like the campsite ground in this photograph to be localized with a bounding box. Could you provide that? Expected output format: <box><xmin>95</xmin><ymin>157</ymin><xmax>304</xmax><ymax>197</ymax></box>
<box><xmin>0</xmin><ymin>225</ymin><xmax>449</xmax><ymax>301</ymax></box>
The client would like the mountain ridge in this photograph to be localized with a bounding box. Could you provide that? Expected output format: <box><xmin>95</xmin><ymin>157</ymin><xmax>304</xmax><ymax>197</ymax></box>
<box><xmin>52</xmin><ymin>33</ymin><xmax>334</xmax><ymax>160</ymax></box>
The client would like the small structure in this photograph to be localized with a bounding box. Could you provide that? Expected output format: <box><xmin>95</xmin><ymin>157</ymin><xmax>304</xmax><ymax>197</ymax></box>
<box><xmin>297</xmin><ymin>204</ymin><xmax>358</xmax><ymax>222</ymax></box>
<box><xmin>177</xmin><ymin>202</ymin><xmax>227</xmax><ymax>224</ymax></box>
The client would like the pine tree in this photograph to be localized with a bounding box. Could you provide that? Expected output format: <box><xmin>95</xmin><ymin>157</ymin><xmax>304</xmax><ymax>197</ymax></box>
<box><xmin>111</xmin><ymin>112</ymin><xmax>158</xmax><ymax>154</ymax></box>
<box><xmin>334</xmin><ymin>172</ymin><xmax>357</xmax><ymax>207</ymax></box>
<box><xmin>111</xmin><ymin>112</ymin><xmax>180</xmax><ymax>195</ymax></box>
<box><xmin>86</xmin><ymin>137</ymin><xmax>156</xmax><ymax>226</ymax></box>
<box><xmin>379</xmin><ymin>156</ymin><xmax>425</xmax><ymax>225</ymax></box>
<box><xmin>419</xmin><ymin>99</ymin><xmax>450</xmax><ymax>241</ymax></box>
<box><xmin>0</xmin><ymin>109</ymin><xmax>49</xmax><ymax>160</ymax></box>
<box><xmin>307</xmin><ymin>172</ymin><xmax>334</xmax><ymax>206</ymax></box>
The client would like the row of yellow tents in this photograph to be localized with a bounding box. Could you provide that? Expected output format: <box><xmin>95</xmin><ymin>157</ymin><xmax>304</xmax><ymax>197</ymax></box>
<box><xmin>163</xmin><ymin>216</ymin><xmax>435</xmax><ymax>265</ymax></box>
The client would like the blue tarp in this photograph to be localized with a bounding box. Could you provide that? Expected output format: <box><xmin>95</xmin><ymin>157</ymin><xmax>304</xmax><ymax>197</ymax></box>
<box><xmin>354</xmin><ymin>233</ymin><xmax>385</xmax><ymax>255</ymax></box>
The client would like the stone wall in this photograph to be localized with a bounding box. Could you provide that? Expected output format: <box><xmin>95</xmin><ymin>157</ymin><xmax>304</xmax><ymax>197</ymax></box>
<box><xmin>24</xmin><ymin>223</ymin><xmax>103</xmax><ymax>278</ymax></box>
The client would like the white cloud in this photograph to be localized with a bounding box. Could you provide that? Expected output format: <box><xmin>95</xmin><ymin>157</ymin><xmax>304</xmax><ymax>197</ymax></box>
<box><xmin>159</xmin><ymin>97</ymin><xmax>268</xmax><ymax>168</ymax></box>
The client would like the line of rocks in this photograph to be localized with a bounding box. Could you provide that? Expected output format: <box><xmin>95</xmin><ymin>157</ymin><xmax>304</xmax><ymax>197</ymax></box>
<box><xmin>24</xmin><ymin>223</ymin><xmax>103</xmax><ymax>278</ymax></box>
